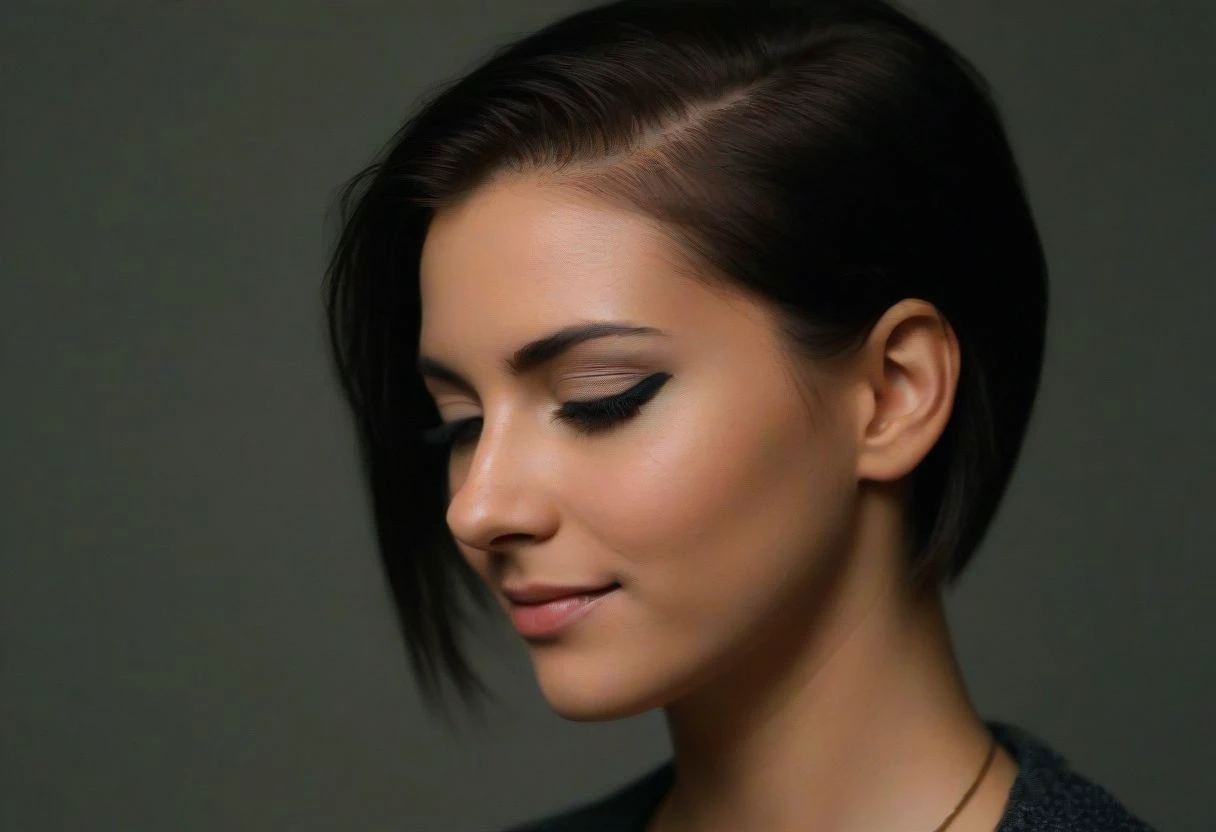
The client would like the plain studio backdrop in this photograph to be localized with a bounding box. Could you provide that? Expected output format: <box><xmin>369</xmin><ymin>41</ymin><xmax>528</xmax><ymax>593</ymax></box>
<box><xmin>2</xmin><ymin>1</ymin><xmax>1211</xmax><ymax>830</ymax></box>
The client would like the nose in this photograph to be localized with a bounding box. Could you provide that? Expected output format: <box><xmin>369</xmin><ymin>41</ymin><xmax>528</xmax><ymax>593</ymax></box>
<box><xmin>443</xmin><ymin>410</ymin><xmax>559</xmax><ymax>553</ymax></box>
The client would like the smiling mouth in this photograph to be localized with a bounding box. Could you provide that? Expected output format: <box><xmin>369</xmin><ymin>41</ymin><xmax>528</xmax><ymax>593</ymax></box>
<box><xmin>507</xmin><ymin>583</ymin><xmax>621</xmax><ymax>638</ymax></box>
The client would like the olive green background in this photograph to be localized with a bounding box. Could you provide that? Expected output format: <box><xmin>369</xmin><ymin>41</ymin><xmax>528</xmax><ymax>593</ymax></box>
<box><xmin>3</xmin><ymin>1</ymin><xmax>1211</xmax><ymax>830</ymax></box>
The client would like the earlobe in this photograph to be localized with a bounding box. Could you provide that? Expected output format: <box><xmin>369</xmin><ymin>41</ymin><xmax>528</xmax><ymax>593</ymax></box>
<box><xmin>855</xmin><ymin>301</ymin><xmax>960</xmax><ymax>484</ymax></box>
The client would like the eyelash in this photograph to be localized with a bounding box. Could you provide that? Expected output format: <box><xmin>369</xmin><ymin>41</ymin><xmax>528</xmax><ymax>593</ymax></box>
<box><xmin>419</xmin><ymin>371</ymin><xmax>672</xmax><ymax>450</ymax></box>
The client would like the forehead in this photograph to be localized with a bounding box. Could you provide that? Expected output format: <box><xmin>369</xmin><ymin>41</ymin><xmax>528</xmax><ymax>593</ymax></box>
<box><xmin>417</xmin><ymin>177</ymin><xmax>784</xmax><ymax>374</ymax></box>
<box><xmin>419</xmin><ymin>178</ymin><xmax>682</xmax><ymax>330</ymax></box>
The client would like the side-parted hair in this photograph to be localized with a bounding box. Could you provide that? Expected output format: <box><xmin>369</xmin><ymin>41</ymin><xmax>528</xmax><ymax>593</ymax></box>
<box><xmin>323</xmin><ymin>0</ymin><xmax>1048</xmax><ymax>719</ymax></box>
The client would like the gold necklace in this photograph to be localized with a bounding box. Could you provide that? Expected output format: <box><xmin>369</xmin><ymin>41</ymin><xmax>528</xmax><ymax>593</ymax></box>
<box><xmin>930</xmin><ymin>734</ymin><xmax>998</xmax><ymax>832</ymax></box>
<box><xmin>649</xmin><ymin>733</ymin><xmax>1000</xmax><ymax>832</ymax></box>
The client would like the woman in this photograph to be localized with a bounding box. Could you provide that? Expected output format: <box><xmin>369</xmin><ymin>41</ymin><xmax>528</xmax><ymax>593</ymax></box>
<box><xmin>323</xmin><ymin>1</ymin><xmax>1156</xmax><ymax>829</ymax></box>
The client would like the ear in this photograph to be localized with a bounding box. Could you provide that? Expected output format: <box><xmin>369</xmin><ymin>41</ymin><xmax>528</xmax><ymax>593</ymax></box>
<box><xmin>853</xmin><ymin>299</ymin><xmax>961</xmax><ymax>484</ymax></box>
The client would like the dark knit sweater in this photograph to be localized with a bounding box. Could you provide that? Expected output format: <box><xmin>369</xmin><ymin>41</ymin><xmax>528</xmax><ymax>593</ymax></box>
<box><xmin>500</xmin><ymin>721</ymin><xmax>1156</xmax><ymax>831</ymax></box>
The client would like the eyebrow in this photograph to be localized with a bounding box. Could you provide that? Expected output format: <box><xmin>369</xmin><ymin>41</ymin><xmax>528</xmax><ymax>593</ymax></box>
<box><xmin>417</xmin><ymin>321</ymin><xmax>667</xmax><ymax>391</ymax></box>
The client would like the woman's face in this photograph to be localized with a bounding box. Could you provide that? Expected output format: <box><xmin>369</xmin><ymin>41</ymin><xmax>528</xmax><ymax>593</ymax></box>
<box><xmin>418</xmin><ymin>176</ymin><xmax>863</xmax><ymax>720</ymax></box>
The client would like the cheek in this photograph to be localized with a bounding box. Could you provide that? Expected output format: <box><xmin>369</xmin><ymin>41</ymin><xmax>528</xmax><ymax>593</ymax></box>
<box><xmin>568</xmin><ymin>385</ymin><xmax>855</xmax><ymax>647</ymax></box>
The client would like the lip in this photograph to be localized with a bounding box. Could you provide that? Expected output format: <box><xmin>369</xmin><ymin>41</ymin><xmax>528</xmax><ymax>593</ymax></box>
<box><xmin>506</xmin><ymin>584</ymin><xmax>620</xmax><ymax>638</ymax></box>
<box><xmin>502</xmin><ymin>582</ymin><xmax>619</xmax><ymax>605</ymax></box>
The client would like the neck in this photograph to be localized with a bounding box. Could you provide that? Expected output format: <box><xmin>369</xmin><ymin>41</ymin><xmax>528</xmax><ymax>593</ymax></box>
<box><xmin>651</xmin><ymin>499</ymin><xmax>1014</xmax><ymax>832</ymax></box>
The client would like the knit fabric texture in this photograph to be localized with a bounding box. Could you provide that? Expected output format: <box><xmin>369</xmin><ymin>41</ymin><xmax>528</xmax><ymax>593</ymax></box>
<box><xmin>497</xmin><ymin>720</ymin><xmax>1157</xmax><ymax>831</ymax></box>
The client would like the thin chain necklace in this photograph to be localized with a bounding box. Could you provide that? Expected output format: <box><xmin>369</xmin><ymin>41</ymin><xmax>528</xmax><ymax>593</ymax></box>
<box><xmin>930</xmin><ymin>734</ymin><xmax>999</xmax><ymax>832</ymax></box>
<box><xmin>649</xmin><ymin>733</ymin><xmax>1000</xmax><ymax>832</ymax></box>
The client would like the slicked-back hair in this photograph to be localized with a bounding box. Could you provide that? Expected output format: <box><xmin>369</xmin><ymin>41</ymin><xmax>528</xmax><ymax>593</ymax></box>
<box><xmin>323</xmin><ymin>0</ymin><xmax>1048</xmax><ymax>719</ymax></box>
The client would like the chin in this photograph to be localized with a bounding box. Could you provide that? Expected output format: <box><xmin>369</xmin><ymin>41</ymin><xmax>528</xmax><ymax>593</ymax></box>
<box><xmin>530</xmin><ymin>652</ymin><xmax>674</xmax><ymax>721</ymax></box>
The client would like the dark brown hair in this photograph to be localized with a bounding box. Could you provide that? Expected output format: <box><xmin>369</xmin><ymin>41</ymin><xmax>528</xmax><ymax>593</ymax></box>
<box><xmin>323</xmin><ymin>0</ymin><xmax>1048</xmax><ymax>719</ymax></box>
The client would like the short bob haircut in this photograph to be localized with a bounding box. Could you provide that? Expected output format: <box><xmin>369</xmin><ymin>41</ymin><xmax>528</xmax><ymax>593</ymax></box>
<box><xmin>323</xmin><ymin>0</ymin><xmax>1048</xmax><ymax>719</ymax></box>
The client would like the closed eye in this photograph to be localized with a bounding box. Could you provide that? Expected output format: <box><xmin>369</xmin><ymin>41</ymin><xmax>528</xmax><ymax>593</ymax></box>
<box><xmin>419</xmin><ymin>371</ymin><xmax>672</xmax><ymax>450</ymax></box>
